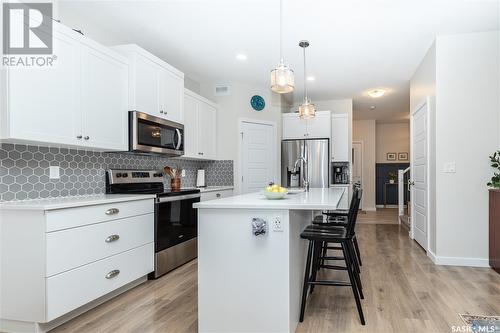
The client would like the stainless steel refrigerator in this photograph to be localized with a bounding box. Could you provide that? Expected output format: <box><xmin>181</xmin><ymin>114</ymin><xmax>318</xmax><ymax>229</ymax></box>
<box><xmin>281</xmin><ymin>139</ymin><xmax>329</xmax><ymax>188</ymax></box>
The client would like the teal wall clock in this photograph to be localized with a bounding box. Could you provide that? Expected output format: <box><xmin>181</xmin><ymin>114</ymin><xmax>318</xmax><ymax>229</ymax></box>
<box><xmin>250</xmin><ymin>95</ymin><xmax>265</xmax><ymax>111</ymax></box>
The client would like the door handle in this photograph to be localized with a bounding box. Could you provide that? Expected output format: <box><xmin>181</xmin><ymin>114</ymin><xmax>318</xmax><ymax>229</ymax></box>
<box><xmin>408</xmin><ymin>181</ymin><xmax>415</xmax><ymax>191</ymax></box>
<box><xmin>175</xmin><ymin>128</ymin><xmax>182</xmax><ymax>150</ymax></box>
<box><xmin>105</xmin><ymin>234</ymin><xmax>120</xmax><ymax>243</ymax></box>
<box><xmin>105</xmin><ymin>270</ymin><xmax>120</xmax><ymax>279</ymax></box>
<box><xmin>105</xmin><ymin>208</ymin><xmax>119</xmax><ymax>215</ymax></box>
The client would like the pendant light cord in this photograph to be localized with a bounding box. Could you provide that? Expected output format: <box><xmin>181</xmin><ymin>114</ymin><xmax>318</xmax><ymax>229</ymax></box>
<box><xmin>303</xmin><ymin>45</ymin><xmax>308</xmax><ymax>101</ymax></box>
<box><xmin>279</xmin><ymin>0</ymin><xmax>283</xmax><ymax>61</ymax></box>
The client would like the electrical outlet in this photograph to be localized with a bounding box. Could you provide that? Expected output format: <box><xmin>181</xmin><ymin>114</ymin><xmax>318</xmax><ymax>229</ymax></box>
<box><xmin>49</xmin><ymin>166</ymin><xmax>60</xmax><ymax>179</ymax></box>
<box><xmin>443</xmin><ymin>162</ymin><xmax>456</xmax><ymax>173</ymax></box>
<box><xmin>272</xmin><ymin>216</ymin><xmax>283</xmax><ymax>232</ymax></box>
<box><xmin>181</xmin><ymin>169</ymin><xmax>186</xmax><ymax>177</ymax></box>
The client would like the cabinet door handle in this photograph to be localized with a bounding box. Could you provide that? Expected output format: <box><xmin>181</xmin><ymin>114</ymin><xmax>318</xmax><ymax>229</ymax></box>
<box><xmin>160</xmin><ymin>110</ymin><xmax>164</xmax><ymax>114</ymax></box>
<box><xmin>105</xmin><ymin>208</ymin><xmax>119</xmax><ymax>215</ymax></box>
<box><xmin>84</xmin><ymin>136</ymin><xmax>90</xmax><ymax>140</ymax></box>
<box><xmin>105</xmin><ymin>270</ymin><xmax>120</xmax><ymax>279</ymax></box>
<box><xmin>105</xmin><ymin>234</ymin><xmax>120</xmax><ymax>243</ymax></box>
<box><xmin>216</xmin><ymin>193</ymin><xmax>221</xmax><ymax>198</ymax></box>
<box><xmin>76</xmin><ymin>135</ymin><xmax>82</xmax><ymax>139</ymax></box>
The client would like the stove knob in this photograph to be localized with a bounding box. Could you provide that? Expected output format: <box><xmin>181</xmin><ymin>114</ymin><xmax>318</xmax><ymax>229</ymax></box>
<box><xmin>116</xmin><ymin>173</ymin><xmax>122</xmax><ymax>178</ymax></box>
<box><xmin>122</xmin><ymin>173</ymin><xmax>128</xmax><ymax>178</ymax></box>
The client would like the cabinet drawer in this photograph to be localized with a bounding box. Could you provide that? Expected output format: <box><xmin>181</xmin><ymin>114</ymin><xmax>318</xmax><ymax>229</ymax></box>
<box><xmin>46</xmin><ymin>214</ymin><xmax>154</xmax><ymax>276</ymax></box>
<box><xmin>46</xmin><ymin>199</ymin><xmax>154</xmax><ymax>232</ymax></box>
<box><xmin>46</xmin><ymin>242</ymin><xmax>154</xmax><ymax>321</ymax></box>
<box><xmin>201</xmin><ymin>189</ymin><xmax>233</xmax><ymax>201</ymax></box>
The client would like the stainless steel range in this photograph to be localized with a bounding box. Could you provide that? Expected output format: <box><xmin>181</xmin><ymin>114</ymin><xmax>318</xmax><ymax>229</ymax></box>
<box><xmin>106</xmin><ymin>169</ymin><xmax>200</xmax><ymax>279</ymax></box>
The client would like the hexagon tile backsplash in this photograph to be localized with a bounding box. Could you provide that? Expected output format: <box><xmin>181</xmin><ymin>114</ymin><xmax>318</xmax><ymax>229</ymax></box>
<box><xmin>0</xmin><ymin>144</ymin><xmax>233</xmax><ymax>202</ymax></box>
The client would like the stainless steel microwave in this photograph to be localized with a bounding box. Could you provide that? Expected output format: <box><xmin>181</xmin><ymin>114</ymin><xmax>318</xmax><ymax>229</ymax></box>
<box><xmin>129</xmin><ymin>111</ymin><xmax>184</xmax><ymax>156</ymax></box>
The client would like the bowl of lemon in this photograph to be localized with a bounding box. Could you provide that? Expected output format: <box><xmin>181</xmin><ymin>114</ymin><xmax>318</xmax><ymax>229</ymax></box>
<box><xmin>262</xmin><ymin>184</ymin><xmax>288</xmax><ymax>200</ymax></box>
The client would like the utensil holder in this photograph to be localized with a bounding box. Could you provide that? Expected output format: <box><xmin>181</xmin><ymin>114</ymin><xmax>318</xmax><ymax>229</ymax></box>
<box><xmin>171</xmin><ymin>178</ymin><xmax>181</xmax><ymax>191</ymax></box>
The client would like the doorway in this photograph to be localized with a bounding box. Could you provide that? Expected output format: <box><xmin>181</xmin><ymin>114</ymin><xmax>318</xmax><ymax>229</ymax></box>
<box><xmin>239</xmin><ymin>119</ymin><xmax>277</xmax><ymax>194</ymax></box>
<box><xmin>352</xmin><ymin>141</ymin><xmax>363</xmax><ymax>209</ymax></box>
<box><xmin>410</xmin><ymin>99</ymin><xmax>429</xmax><ymax>251</ymax></box>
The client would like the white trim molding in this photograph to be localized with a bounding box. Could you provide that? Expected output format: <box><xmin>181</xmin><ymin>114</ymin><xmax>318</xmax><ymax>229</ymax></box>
<box><xmin>428</xmin><ymin>251</ymin><xmax>489</xmax><ymax>267</ymax></box>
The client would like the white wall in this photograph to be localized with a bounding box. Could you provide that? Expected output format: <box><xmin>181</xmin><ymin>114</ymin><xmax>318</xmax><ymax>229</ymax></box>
<box><xmin>434</xmin><ymin>31</ymin><xmax>499</xmax><ymax>264</ymax></box>
<box><xmin>200</xmin><ymin>82</ymin><xmax>283</xmax><ymax>194</ymax></box>
<box><xmin>375</xmin><ymin>122</ymin><xmax>410</xmax><ymax>163</ymax></box>
<box><xmin>410</xmin><ymin>41</ymin><xmax>437</xmax><ymax>254</ymax></box>
<box><xmin>353</xmin><ymin>120</ymin><xmax>376</xmax><ymax>211</ymax></box>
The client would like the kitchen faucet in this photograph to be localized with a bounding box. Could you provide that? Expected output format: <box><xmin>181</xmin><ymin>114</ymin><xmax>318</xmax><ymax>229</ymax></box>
<box><xmin>293</xmin><ymin>157</ymin><xmax>309</xmax><ymax>192</ymax></box>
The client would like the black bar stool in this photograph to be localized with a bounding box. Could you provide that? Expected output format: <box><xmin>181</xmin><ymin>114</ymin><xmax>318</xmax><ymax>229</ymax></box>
<box><xmin>299</xmin><ymin>189</ymin><xmax>365</xmax><ymax>325</ymax></box>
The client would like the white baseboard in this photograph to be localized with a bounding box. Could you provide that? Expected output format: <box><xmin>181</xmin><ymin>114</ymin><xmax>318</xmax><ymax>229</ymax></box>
<box><xmin>428</xmin><ymin>252</ymin><xmax>489</xmax><ymax>268</ymax></box>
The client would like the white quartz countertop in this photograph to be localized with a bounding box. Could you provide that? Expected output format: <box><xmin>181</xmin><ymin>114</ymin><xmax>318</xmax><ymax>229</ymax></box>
<box><xmin>0</xmin><ymin>194</ymin><xmax>156</xmax><ymax>211</ymax></box>
<box><xmin>194</xmin><ymin>188</ymin><xmax>345</xmax><ymax>210</ymax></box>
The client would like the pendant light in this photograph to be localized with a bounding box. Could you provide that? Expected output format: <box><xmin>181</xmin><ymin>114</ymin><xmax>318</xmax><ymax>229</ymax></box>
<box><xmin>298</xmin><ymin>40</ymin><xmax>315</xmax><ymax>119</ymax></box>
<box><xmin>270</xmin><ymin>0</ymin><xmax>294</xmax><ymax>93</ymax></box>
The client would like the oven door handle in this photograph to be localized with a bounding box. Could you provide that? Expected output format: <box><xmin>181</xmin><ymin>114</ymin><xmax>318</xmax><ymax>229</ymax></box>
<box><xmin>175</xmin><ymin>129</ymin><xmax>182</xmax><ymax>150</ymax></box>
<box><xmin>156</xmin><ymin>193</ymin><xmax>201</xmax><ymax>203</ymax></box>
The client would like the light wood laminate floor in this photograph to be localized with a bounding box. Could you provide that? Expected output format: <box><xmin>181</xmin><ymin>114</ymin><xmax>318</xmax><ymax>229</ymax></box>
<box><xmin>52</xmin><ymin>211</ymin><xmax>500</xmax><ymax>333</ymax></box>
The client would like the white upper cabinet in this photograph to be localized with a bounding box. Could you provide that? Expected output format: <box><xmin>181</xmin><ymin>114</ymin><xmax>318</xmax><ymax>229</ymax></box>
<box><xmin>0</xmin><ymin>21</ymin><xmax>129</xmax><ymax>151</ymax></box>
<box><xmin>183</xmin><ymin>89</ymin><xmax>217</xmax><ymax>160</ymax></box>
<box><xmin>331</xmin><ymin>113</ymin><xmax>350</xmax><ymax>162</ymax></box>
<box><xmin>113</xmin><ymin>44</ymin><xmax>184</xmax><ymax>124</ymax></box>
<box><xmin>305</xmin><ymin>111</ymin><xmax>331</xmax><ymax>138</ymax></box>
<box><xmin>282</xmin><ymin>111</ymin><xmax>331</xmax><ymax>139</ymax></box>
<box><xmin>81</xmin><ymin>45</ymin><xmax>129</xmax><ymax>150</ymax></box>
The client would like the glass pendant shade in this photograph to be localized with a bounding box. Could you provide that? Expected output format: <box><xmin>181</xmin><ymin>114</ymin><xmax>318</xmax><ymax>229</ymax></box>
<box><xmin>271</xmin><ymin>60</ymin><xmax>294</xmax><ymax>93</ymax></box>
<box><xmin>298</xmin><ymin>98</ymin><xmax>316</xmax><ymax>119</ymax></box>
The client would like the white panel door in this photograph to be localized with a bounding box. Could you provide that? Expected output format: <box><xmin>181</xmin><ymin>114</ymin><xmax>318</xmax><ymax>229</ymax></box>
<box><xmin>282</xmin><ymin>114</ymin><xmax>307</xmax><ymax>139</ymax></box>
<box><xmin>198</xmin><ymin>103</ymin><xmax>217</xmax><ymax>159</ymax></box>
<box><xmin>241</xmin><ymin>122</ymin><xmax>276</xmax><ymax>194</ymax></box>
<box><xmin>134</xmin><ymin>54</ymin><xmax>160</xmax><ymax>116</ymax></box>
<box><xmin>411</xmin><ymin>102</ymin><xmax>428</xmax><ymax>250</ymax></box>
<box><xmin>332</xmin><ymin>114</ymin><xmax>349</xmax><ymax>162</ymax></box>
<box><xmin>159</xmin><ymin>68</ymin><xmax>183</xmax><ymax>123</ymax></box>
<box><xmin>183</xmin><ymin>94</ymin><xmax>199</xmax><ymax>158</ymax></box>
<box><xmin>8</xmin><ymin>26</ymin><xmax>81</xmax><ymax>145</ymax></box>
<box><xmin>81</xmin><ymin>46</ymin><xmax>128</xmax><ymax>150</ymax></box>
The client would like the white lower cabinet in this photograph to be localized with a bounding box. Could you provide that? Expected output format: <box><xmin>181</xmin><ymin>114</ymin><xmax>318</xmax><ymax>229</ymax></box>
<box><xmin>46</xmin><ymin>243</ymin><xmax>154</xmax><ymax>321</ymax></box>
<box><xmin>0</xmin><ymin>198</ymin><xmax>154</xmax><ymax>328</ymax></box>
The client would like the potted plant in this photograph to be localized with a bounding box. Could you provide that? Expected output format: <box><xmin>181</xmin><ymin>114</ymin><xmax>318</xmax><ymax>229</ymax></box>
<box><xmin>388</xmin><ymin>171</ymin><xmax>397</xmax><ymax>184</ymax></box>
<box><xmin>488</xmin><ymin>150</ymin><xmax>500</xmax><ymax>273</ymax></box>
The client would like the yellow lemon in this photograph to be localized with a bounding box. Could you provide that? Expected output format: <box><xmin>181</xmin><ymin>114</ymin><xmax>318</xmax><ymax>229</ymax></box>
<box><xmin>278</xmin><ymin>187</ymin><xmax>287</xmax><ymax>193</ymax></box>
<box><xmin>265</xmin><ymin>186</ymin><xmax>273</xmax><ymax>192</ymax></box>
<box><xmin>272</xmin><ymin>184</ymin><xmax>279</xmax><ymax>189</ymax></box>
<box><xmin>272</xmin><ymin>188</ymin><xmax>280</xmax><ymax>192</ymax></box>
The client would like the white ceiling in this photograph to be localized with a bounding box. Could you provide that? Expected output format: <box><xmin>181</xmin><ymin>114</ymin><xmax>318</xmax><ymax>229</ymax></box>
<box><xmin>58</xmin><ymin>0</ymin><xmax>499</xmax><ymax>121</ymax></box>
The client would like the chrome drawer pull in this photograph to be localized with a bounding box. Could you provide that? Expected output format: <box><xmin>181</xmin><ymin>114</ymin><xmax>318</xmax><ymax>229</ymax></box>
<box><xmin>105</xmin><ymin>234</ymin><xmax>120</xmax><ymax>243</ymax></box>
<box><xmin>105</xmin><ymin>270</ymin><xmax>120</xmax><ymax>279</ymax></box>
<box><xmin>105</xmin><ymin>208</ymin><xmax>119</xmax><ymax>215</ymax></box>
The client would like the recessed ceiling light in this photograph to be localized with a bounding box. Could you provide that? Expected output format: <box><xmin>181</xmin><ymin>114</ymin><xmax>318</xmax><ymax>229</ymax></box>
<box><xmin>370</xmin><ymin>105</ymin><xmax>376</xmax><ymax>110</ymax></box>
<box><xmin>236</xmin><ymin>54</ymin><xmax>247</xmax><ymax>61</ymax></box>
<box><xmin>307</xmin><ymin>76</ymin><xmax>315</xmax><ymax>81</ymax></box>
<box><xmin>368</xmin><ymin>89</ymin><xmax>386</xmax><ymax>98</ymax></box>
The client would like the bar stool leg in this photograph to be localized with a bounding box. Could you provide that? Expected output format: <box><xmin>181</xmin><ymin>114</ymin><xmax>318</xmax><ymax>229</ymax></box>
<box><xmin>310</xmin><ymin>241</ymin><xmax>322</xmax><ymax>294</ymax></box>
<box><xmin>342</xmin><ymin>241</ymin><xmax>365</xmax><ymax>325</ymax></box>
<box><xmin>347</xmin><ymin>241</ymin><xmax>363</xmax><ymax>297</ymax></box>
<box><xmin>299</xmin><ymin>241</ymin><xmax>314</xmax><ymax>322</ymax></box>
<box><xmin>353</xmin><ymin>235</ymin><xmax>362</xmax><ymax>266</ymax></box>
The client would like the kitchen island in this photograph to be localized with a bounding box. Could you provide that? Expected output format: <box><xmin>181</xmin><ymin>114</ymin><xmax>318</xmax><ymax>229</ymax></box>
<box><xmin>194</xmin><ymin>188</ymin><xmax>345</xmax><ymax>333</ymax></box>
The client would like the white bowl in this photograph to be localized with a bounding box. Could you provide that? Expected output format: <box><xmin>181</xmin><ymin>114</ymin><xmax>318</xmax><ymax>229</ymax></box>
<box><xmin>262</xmin><ymin>189</ymin><xmax>288</xmax><ymax>200</ymax></box>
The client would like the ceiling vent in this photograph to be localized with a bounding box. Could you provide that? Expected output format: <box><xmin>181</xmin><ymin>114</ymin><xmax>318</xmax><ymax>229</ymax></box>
<box><xmin>214</xmin><ymin>84</ymin><xmax>230</xmax><ymax>96</ymax></box>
